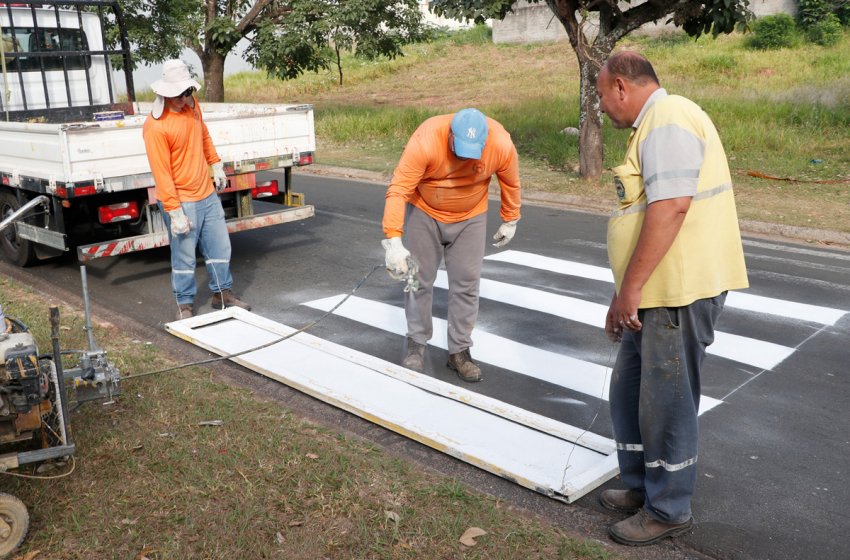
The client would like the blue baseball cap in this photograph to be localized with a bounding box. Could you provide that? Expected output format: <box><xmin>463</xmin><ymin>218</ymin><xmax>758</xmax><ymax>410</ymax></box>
<box><xmin>450</xmin><ymin>108</ymin><xmax>489</xmax><ymax>159</ymax></box>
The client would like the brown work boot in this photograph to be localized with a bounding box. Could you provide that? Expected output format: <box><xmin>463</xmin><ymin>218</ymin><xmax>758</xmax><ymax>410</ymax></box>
<box><xmin>402</xmin><ymin>338</ymin><xmax>426</xmax><ymax>372</ymax></box>
<box><xmin>211</xmin><ymin>289</ymin><xmax>251</xmax><ymax>311</ymax></box>
<box><xmin>447</xmin><ymin>349</ymin><xmax>482</xmax><ymax>382</ymax></box>
<box><xmin>176</xmin><ymin>303</ymin><xmax>194</xmax><ymax>320</ymax></box>
<box><xmin>608</xmin><ymin>509</ymin><xmax>693</xmax><ymax>546</ymax></box>
<box><xmin>600</xmin><ymin>488</ymin><xmax>645</xmax><ymax>514</ymax></box>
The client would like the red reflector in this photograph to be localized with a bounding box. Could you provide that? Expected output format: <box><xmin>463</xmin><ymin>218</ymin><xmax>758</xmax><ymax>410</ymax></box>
<box><xmin>98</xmin><ymin>201</ymin><xmax>139</xmax><ymax>224</ymax></box>
<box><xmin>251</xmin><ymin>180</ymin><xmax>279</xmax><ymax>199</ymax></box>
<box><xmin>296</xmin><ymin>153</ymin><xmax>314</xmax><ymax>166</ymax></box>
<box><xmin>74</xmin><ymin>184</ymin><xmax>97</xmax><ymax>196</ymax></box>
<box><xmin>55</xmin><ymin>186</ymin><xmax>68</xmax><ymax>197</ymax></box>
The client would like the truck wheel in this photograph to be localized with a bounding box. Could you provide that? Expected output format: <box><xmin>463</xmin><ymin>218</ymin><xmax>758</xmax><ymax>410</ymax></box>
<box><xmin>0</xmin><ymin>191</ymin><xmax>38</xmax><ymax>267</ymax></box>
<box><xmin>0</xmin><ymin>493</ymin><xmax>28</xmax><ymax>558</ymax></box>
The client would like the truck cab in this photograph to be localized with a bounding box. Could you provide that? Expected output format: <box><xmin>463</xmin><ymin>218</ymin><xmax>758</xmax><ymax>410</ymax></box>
<box><xmin>0</xmin><ymin>1</ymin><xmax>135</xmax><ymax>121</ymax></box>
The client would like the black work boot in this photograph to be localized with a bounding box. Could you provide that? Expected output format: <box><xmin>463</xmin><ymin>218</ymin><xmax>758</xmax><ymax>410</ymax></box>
<box><xmin>176</xmin><ymin>303</ymin><xmax>194</xmax><ymax>320</ymax></box>
<box><xmin>402</xmin><ymin>338</ymin><xmax>426</xmax><ymax>372</ymax></box>
<box><xmin>211</xmin><ymin>289</ymin><xmax>251</xmax><ymax>311</ymax></box>
<box><xmin>447</xmin><ymin>349</ymin><xmax>482</xmax><ymax>382</ymax></box>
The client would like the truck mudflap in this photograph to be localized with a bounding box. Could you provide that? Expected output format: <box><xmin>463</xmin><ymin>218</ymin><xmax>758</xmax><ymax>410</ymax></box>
<box><xmin>77</xmin><ymin>205</ymin><xmax>315</xmax><ymax>261</ymax></box>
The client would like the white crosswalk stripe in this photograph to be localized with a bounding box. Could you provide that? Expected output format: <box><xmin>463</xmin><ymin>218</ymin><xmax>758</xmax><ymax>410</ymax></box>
<box><xmin>485</xmin><ymin>250</ymin><xmax>847</xmax><ymax>326</ymax></box>
<box><xmin>301</xmin><ymin>250</ymin><xmax>847</xmax><ymax>423</ymax></box>
<box><xmin>435</xmin><ymin>271</ymin><xmax>796</xmax><ymax>371</ymax></box>
<box><xmin>304</xmin><ymin>294</ymin><xmax>724</xmax><ymax>415</ymax></box>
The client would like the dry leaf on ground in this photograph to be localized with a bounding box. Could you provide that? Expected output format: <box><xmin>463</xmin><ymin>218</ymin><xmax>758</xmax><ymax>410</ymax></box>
<box><xmin>459</xmin><ymin>527</ymin><xmax>487</xmax><ymax>546</ymax></box>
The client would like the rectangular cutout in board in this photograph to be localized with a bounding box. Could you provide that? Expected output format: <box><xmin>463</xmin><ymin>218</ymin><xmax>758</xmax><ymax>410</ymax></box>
<box><xmin>166</xmin><ymin>308</ymin><xmax>619</xmax><ymax>503</ymax></box>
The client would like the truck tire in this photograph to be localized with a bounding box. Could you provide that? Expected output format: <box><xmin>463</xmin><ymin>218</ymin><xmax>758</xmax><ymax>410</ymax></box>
<box><xmin>0</xmin><ymin>191</ymin><xmax>38</xmax><ymax>267</ymax></box>
<box><xmin>0</xmin><ymin>493</ymin><xmax>28</xmax><ymax>558</ymax></box>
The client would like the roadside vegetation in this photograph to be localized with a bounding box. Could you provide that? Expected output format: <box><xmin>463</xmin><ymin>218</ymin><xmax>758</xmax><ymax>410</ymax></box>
<box><xmin>0</xmin><ymin>277</ymin><xmax>613</xmax><ymax>559</ymax></box>
<box><xmin>203</xmin><ymin>25</ymin><xmax>849</xmax><ymax>234</ymax></box>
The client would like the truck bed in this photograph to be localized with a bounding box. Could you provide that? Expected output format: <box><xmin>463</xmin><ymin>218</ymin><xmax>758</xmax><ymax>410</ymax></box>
<box><xmin>0</xmin><ymin>102</ymin><xmax>315</xmax><ymax>192</ymax></box>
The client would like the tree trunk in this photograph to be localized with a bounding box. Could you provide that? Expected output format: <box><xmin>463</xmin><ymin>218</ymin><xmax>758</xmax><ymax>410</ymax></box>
<box><xmin>574</xmin><ymin>42</ymin><xmax>613</xmax><ymax>178</ymax></box>
<box><xmin>201</xmin><ymin>50</ymin><xmax>227</xmax><ymax>102</ymax></box>
<box><xmin>546</xmin><ymin>0</ymin><xmax>616</xmax><ymax>179</ymax></box>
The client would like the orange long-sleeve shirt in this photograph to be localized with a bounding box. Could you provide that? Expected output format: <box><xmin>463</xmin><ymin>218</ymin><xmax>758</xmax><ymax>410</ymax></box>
<box><xmin>382</xmin><ymin>114</ymin><xmax>522</xmax><ymax>238</ymax></box>
<box><xmin>142</xmin><ymin>98</ymin><xmax>221</xmax><ymax>212</ymax></box>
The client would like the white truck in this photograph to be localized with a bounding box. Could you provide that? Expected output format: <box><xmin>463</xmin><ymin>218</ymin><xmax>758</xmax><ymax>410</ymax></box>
<box><xmin>0</xmin><ymin>1</ymin><xmax>315</xmax><ymax>266</ymax></box>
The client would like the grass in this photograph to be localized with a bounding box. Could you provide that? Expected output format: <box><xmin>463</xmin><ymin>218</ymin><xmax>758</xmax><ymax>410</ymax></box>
<box><xmin>0</xmin><ymin>277</ymin><xmax>614</xmax><ymax>559</ymax></box>
<box><xmin>198</xmin><ymin>26</ymin><xmax>850</xmax><ymax>234</ymax></box>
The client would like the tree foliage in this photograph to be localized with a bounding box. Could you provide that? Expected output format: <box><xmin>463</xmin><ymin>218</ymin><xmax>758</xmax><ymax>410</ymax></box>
<box><xmin>430</xmin><ymin>1</ymin><xmax>753</xmax><ymax>178</ymax></box>
<box><xmin>246</xmin><ymin>0</ymin><xmax>426</xmax><ymax>85</ymax></box>
<box><xmin>114</xmin><ymin>1</ymin><xmax>425</xmax><ymax>100</ymax></box>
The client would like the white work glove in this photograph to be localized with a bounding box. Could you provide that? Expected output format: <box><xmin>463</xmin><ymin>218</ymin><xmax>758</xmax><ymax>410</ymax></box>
<box><xmin>212</xmin><ymin>162</ymin><xmax>227</xmax><ymax>192</ymax></box>
<box><xmin>381</xmin><ymin>237</ymin><xmax>410</xmax><ymax>280</ymax></box>
<box><xmin>492</xmin><ymin>219</ymin><xmax>519</xmax><ymax>248</ymax></box>
<box><xmin>167</xmin><ymin>208</ymin><xmax>191</xmax><ymax>236</ymax></box>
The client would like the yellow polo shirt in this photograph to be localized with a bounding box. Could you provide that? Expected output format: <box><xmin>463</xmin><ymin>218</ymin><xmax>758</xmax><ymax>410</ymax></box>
<box><xmin>607</xmin><ymin>90</ymin><xmax>749</xmax><ymax>308</ymax></box>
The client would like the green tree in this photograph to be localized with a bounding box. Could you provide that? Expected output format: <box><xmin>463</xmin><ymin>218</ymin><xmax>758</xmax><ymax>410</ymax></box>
<box><xmin>247</xmin><ymin>0</ymin><xmax>425</xmax><ymax>85</ymax></box>
<box><xmin>431</xmin><ymin>1</ymin><xmax>753</xmax><ymax>178</ymax></box>
<box><xmin>118</xmin><ymin>0</ymin><xmax>425</xmax><ymax>101</ymax></box>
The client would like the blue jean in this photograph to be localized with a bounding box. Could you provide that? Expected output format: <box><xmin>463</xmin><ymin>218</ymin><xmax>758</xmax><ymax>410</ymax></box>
<box><xmin>160</xmin><ymin>193</ymin><xmax>233</xmax><ymax>305</ymax></box>
<box><xmin>609</xmin><ymin>293</ymin><xmax>726</xmax><ymax>524</ymax></box>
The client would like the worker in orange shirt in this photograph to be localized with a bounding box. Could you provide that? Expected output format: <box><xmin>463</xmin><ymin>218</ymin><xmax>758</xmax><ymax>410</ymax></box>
<box><xmin>382</xmin><ymin>108</ymin><xmax>522</xmax><ymax>382</ymax></box>
<box><xmin>143</xmin><ymin>59</ymin><xmax>250</xmax><ymax>321</ymax></box>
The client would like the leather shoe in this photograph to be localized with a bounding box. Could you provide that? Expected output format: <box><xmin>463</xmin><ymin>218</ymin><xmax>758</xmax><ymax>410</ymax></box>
<box><xmin>447</xmin><ymin>349</ymin><xmax>482</xmax><ymax>382</ymax></box>
<box><xmin>211</xmin><ymin>289</ymin><xmax>251</xmax><ymax>311</ymax></box>
<box><xmin>599</xmin><ymin>488</ymin><xmax>645</xmax><ymax>514</ymax></box>
<box><xmin>402</xmin><ymin>338</ymin><xmax>425</xmax><ymax>372</ymax></box>
<box><xmin>608</xmin><ymin>509</ymin><xmax>693</xmax><ymax>546</ymax></box>
<box><xmin>176</xmin><ymin>303</ymin><xmax>194</xmax><ymax>320</ymax></box>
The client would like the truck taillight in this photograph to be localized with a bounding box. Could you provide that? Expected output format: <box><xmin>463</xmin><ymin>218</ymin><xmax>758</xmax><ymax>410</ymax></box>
<box><xmin>251</xmin><ymin>180</ymin><xmax>279</xmax><ymax>199</ymax></box>
<box><xmin>296</xmin><ymin>153</ymin><xmax>314</xmax><ymax>166</ymax></box>
<box><xmin>98</xmin><ymin>202</ymin><xmax>139</xmax><ymax>224</ymax></box>
<box><xmin>72</xmin><ymin>184</ymin><xmax>97</xmax><ymax>197</ymax></box>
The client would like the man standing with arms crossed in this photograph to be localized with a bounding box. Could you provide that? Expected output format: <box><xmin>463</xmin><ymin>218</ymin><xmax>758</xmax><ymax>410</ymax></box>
<box><xmin>143</xmin><ymin>60</ymin><xmax>251</xmax><ymax>321</ymax></box>
<box><xmin>382</xmin><ymin>108</ymin><xmax>521</xmax><ymax>382</ymax></box>
<box><xmin>597</xmin><ymin>52</ymin><xmax>748</xmax><ymax>545</ymax></box>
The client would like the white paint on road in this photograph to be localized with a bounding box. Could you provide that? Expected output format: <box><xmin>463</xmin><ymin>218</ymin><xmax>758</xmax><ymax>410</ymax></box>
<box><xmin>436</xmin><ymin>271</ymin><xmax>797</xmax><ymax>370</ymax></box>
<box><xmin>304</xmin><ymin>294</ymin><xmax>723</xmax><ymax>415</ymax></box>
<box><xmin>485</xmin><ymin>250</ymin><xmax>848</xmax><ymax>326</ymax></box>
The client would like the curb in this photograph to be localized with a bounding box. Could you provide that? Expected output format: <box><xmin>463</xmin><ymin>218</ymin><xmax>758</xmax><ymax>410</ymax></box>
<box><xmin>296</xmin><ymin>164</ymin><xmax>850</xmax><ymax>251</ymax></box>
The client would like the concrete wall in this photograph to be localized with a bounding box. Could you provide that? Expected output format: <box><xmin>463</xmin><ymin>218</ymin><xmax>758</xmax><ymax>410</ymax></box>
<box><xmin>492</xmin><ymin>0</ymin><xmax>797</xmax><ymax>44</ymax></box>
<box><xmin>419</xmin><ymin>0</ymin><xmax>486</xmax><ymax>30</ymax></box>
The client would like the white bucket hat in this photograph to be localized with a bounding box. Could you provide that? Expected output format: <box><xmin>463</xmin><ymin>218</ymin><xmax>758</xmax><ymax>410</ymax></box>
<box><xmin>150</xmin><ymin>59</ymin><xmax>202</xmax><ymax>119</ymax></box>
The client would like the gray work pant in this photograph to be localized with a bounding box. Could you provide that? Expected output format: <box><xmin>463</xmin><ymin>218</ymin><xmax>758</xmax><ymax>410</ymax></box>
<box><xmin>404</xmin><ymin>206</ymin><xmax>487</xmax><ymax>354</ymax></box>
<box><xmin>609</xmin><ymin>293</ymin><xmax>726</xmax><ymax>524</ymax></box>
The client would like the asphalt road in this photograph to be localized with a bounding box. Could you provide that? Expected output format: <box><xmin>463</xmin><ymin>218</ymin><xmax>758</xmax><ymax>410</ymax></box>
<box><xmin>3</xmin><ymin>171</ymin><xmax>849</xmax><ymax>560</ymax></box>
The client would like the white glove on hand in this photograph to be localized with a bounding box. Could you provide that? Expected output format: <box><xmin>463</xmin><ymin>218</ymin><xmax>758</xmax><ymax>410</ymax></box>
<box><xmin>492</xmin><ymin>219</ymin><xmax>519</xmax><ymax>248</ymax></box>
<box><xmin>381</xmin><ymin>237</ymin><xmax>410</xmax><ymax>280</ymax></box>
<box><xmin>168</xmin><ymin>208</ymin><xmax>191</xmax><ymax>236</ymax></box>
<box><xmin>212</xmin><ymin>162</ymin><xmax>227</xmax><ymax>192</ymax></box>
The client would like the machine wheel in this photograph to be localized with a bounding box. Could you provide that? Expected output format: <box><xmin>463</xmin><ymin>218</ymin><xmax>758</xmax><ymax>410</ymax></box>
<box><xmin>0</xmin><ymin>190</ymin><xmax>38</xmax><ymax>267</ymax></box>
<box><xmin>0</xmin><ymin>493</ymin><xmax>28</xmax><ymax>558</ymax></box>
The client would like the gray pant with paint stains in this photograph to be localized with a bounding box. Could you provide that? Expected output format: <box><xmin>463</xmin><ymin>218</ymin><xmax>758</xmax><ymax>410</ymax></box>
<box><xmin>404</xmin><ymin>205</ymin><xmax>487</xmax><ymax>355</ymax></box>
<box><xmin>609</xmin><ymin>292</ymin><xmax>727</xmax><ymax>524</ymax></box>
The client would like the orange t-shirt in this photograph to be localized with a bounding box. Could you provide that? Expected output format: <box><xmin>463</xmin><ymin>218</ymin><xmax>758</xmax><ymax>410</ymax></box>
<box><xmin>142</xmin><ymin>98</ymin><xmax>221</xmax><ymax>212</ymax></box>
<box><xmin>382</xmin><ymin>114</ymin><xmax>522</xmax><ymax>237</ymax></box>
